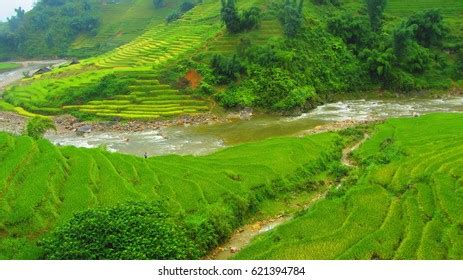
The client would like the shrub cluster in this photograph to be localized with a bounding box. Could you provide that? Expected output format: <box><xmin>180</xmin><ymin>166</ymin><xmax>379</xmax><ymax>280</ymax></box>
<box><xmin>220</xmin><ymin>0</ymin><xmax>261</xmax><ymax>33</ymax></box>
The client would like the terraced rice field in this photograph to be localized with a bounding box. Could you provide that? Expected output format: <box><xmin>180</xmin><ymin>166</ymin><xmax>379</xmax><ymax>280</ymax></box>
<box><xmin>88</xmin><ymin>0</ymin><xmax>223</xmax><ymax>68</ymax></box>
<box><xmin>235</xmin><ymin>113</ymin><xmax>463</xmax><ymax>260</ymax></box>
<box><xmin>63</xmin><ymin>71</ymin><xmax>209</xmax><ymax>119</ymax></box>
<box><xmin>205</xmin><ymin>18</ymin><xmax>283</xmax><ymax>55</ymax></box>
<box><xmin>3</xmin><ymin>70</ymin><xmax>112</xmax><ymax>114</ymax></box>
<box><xmin>0</xmin><ymin>131</ymin><xmax>341</xmax><ymax>259</ymax></box>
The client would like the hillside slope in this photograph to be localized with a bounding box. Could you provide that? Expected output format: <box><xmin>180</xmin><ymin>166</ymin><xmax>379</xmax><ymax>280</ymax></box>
<box><xmin>0</xmin><ymin>131</ymin><xmax>341</xmax><ymax>259</ymax></box>
<box><xmin>235</xmin><ymin>113</ymin><xmax>463</xmax><ymax>260</ymax></box>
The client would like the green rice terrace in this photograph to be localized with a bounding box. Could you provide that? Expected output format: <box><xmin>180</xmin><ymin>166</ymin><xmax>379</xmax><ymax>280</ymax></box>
<box><xmin>0</xmin><ymin>113</ymin><xmax>462</xmax><ymax>259</ymax></box>
<box><xmin>0</xmin><ymin>130</ymin><xmax>342</xmax><ymax>259</ymax></box>
<box><xmin>235</xmin><ymin>113</ymin><xmax>463</xmax><ymax>260</ymax></box>
<box><xmin>2</xmin><ymin>0</ymin><xmax>269</xmax><ymax>120</ymax></box>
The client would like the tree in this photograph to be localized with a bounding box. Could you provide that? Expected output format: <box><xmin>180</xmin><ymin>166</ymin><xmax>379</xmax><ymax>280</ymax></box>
<box><xmin>153</xmin><ymin>0</ymin><xmax>165</xmax><ymax>8</ymax></box>
<box><xmin>327</xmin><ymin>13</ymin><xmax>373</xmax><ymax>51</ymax></box>
<box><xmin>365</xmin><ymin>0</ymin><xmax>387</xmax><ymax>32</ymax></box>
<box><xmin>7</xmin><ymin>7</ymin><xmax>25</xmax><ymax>32</ymax></box>
<box><xmin>25</xmin><ymin>117</ymin><xmax>56</xmax><ymax>140</ymax></box>
<box><xmin>221</xmin><ymin>0</ymin><xmax>242</xmax><ymax>33</ymax></box>
<box><xmin>220</xmin><ymin>0</ymin><xmax>261</xmax><ymax>33</ymax></box>
<box><xmin>405</xmin><ymin>10</ymin><xmax>447</xmax><ymax>47</ymax></box>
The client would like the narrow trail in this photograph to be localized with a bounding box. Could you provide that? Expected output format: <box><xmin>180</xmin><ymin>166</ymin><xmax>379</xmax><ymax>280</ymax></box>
<box><xmin>205</xmin><ymin>133</ymin><xmax>369</xmax><ymax>260</ymax></box>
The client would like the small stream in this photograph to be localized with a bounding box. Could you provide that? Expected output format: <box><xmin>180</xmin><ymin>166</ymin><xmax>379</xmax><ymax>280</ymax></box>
<box><xmin>46</xmin><ymin>96</ymin><xmax>463</xmax><ymax>157</ymax></box>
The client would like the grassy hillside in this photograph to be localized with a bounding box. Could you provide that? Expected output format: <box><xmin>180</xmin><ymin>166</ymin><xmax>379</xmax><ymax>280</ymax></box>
<box><xmin>235</xmin><ymin>113</ymin><xmax>463</xmax><ymax>260</ymax></box>
<box><xmin>2</xmin><ymin>0</ymin><xmax>463</xmax><ymax>120</ymax></box>
<box><xmin>0</xmin><ymin>130</ymin><xmax>342</xmax><ymax>259</ymax></box>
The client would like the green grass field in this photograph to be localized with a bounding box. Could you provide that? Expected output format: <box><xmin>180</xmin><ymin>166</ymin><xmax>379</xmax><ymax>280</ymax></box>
<box><xmin>235</xmin><ymin>113</ymin><xmax>463</xmax><ymax>260</ymax></box>
<box><xmin>0</xmin><ymin>63</ymin><xmax>20</xmax><ymax>73</ymax></box>
<box><xmin>0</xmin><ymin>130</ymin><xmax>342</xmax><ymax>259</ymax></box>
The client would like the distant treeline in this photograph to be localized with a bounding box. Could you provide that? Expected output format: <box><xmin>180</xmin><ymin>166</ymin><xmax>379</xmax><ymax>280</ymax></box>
<box><xmin>0</xmin><ymin>0</ymin><xmax>100</xmax><ymax>60</ymax></box>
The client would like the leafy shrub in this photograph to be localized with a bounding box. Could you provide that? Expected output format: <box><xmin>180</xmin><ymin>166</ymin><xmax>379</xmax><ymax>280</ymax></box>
<box><xmin>58</xmin><ymin>74</ymin><xmax>129</xmax><ymax>105</ymax></box>
<box><xmin>405</xmin><ymin>10</ymin><xmax>447</xmax><ymax>48</ymax></box>
<box><xmin>41</xmin><ymin>202</ymin><xmax>201</xmax><ymax>260</ymax></box>
<box><xmin>220</xmin><ymin>0</ymin><xmax>261</xmax><ymax>33</ymax></box>
<box><xmin>275</xmin><ymin>0</ymin><xmax>305</xmax><ymax>37</ymax></box>
<box><xmin>166</xmin><ymin>1</ymin><xmax>197</xmax><ymax>23</ymax></box>
<box><xmin>327</xmin><ymin>13</ymin><xmax>373</xmax><ymax>51</ymax></box>
<box><xmin>153</xmin><ymin>0</ymin><xmax>165</xmax><ymax>8</ymax></box>
<box><xmin>211</xmin><ymin>54</ymin><xmax>245</xmax><ymax>84</ymax></box>
<box><xmin>25</xmin><ymin>117</ymin><xmax>56</xmax><ymax>140</ymax></box>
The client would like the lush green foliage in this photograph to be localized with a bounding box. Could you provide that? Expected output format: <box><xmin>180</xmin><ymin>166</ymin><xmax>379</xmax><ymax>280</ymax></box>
<box><xmin>0</xmin><ymin>130</ymin><xmax>341</xmax><ymax>259</ymax></box>
<box><xmin>215</xmin><ymin>28</ymin><xmax>366</xmax><ymax>112</ymax></box>
<box><xmin>236</xmin><ymin>113</ymin><xmax>463</xmax><ymax>260</ymax></box>
<box><xmin>365</xmin><ymin>0</ymin><xmax>387</xmax><ymax>31</ymax></box>
<box><xmin>166</xmin><ymin>1</ymin><xmax>197</xmax><ymax>23</ymax></box>
<box><xmin>58</xmin><ymin>74</ymin><xmax>130</xmax><ymax>105</ymax></box>
<box><xmin>0</xmin><ymin>0</ymin><xmax>99</xmax><ymax>59</ymax></box>
<box><xmin>275</xmin><ymin>0</ymin><xmax>305</xmax><ymax>37</ymax></box>
<box><xmin>25</xmin><ymin>117</ymin><xmax>56</xmax><ymax>140</ymax></box>
<box><xmin>153</xmin><ymin>0</ymin><xmax>166</xmax><ymax>8</ymax></box>
<box><xmin>220</xmin><ymin>0</ymin><xmax>261</xmax><ymax>33</ymax></box>
<box><xmin>41</xmin><ymin>202</ymin><xmax>200</xmax><ymax>260</ymax></box>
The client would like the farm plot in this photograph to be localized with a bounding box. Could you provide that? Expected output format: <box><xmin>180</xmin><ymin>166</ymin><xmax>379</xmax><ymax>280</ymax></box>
<box><xmin>0</xmin><ymin>131</ymin><xmax>341</xmax><ymax>259</ymax></box>
<box><xmin>235</xmin><ymin>113</ymin><xmax>463</xmax><ymax>260</ymax></box>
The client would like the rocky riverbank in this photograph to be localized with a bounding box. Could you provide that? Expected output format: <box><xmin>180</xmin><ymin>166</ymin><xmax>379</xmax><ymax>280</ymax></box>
<box><xmin>0</xmin><ymin>111</ymin><xmax>225</xmax><ymax>136</ymax></box>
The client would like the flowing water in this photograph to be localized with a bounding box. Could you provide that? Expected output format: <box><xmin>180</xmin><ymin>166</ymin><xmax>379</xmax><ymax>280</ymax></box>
<box><xmin>0</xmin><ymin>63</ymin><xmax>461</xmax><ymax>155</ymax></box>
<box><xmin>46</xmin><ymin>96</ymin><xmax>463</xmax><ymax>157</ymax></box>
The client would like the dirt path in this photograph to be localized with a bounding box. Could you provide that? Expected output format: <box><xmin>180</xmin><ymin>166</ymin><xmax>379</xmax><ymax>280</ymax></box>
<box><xmin>342</xmin><ymin>134</ymin><xmax>369</xmax><ymax>167</ymax></box>
<box><xmin>205</xmin><ymin>134</ymin><xmax>369</xmax><ymax>260</ymax></box>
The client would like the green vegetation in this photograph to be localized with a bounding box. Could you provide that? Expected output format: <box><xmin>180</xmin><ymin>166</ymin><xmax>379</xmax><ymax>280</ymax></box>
<box><xmin>42</xmin><ymin>202</ymin><xmax>200</xmax><ymax>259</ymax></box>
<box><xmin>235</xmin><ymin>113</ymin><xmax>463</xmax><ymax>260</ymax></box>
<box><xmin>25</xmin><ymin>117</ymin><xmax>56</xmax><ymax>140</ymax></box>
<box><xmin>220</xmin><ymin>0</ymin><xmax>261</xmax><ymax>33</ymax></box>
<box><xmin>0</xmin><ymin>1</ymin><xmax>99</xmax><ymax>59</ymax></box>
<box><xmin>0</xmin><ymin>130</ymin><xmax>342</xmax><ymax>259</ymax></box>
<box><xmin>1</xmin><ymin>0</ymin><xmax>462</xmax><ymax>120</ymax></box>
<box><xmin>0</xmin><ymin>62</ymin><xmax>20</xmax><ymax>73</ymax></box>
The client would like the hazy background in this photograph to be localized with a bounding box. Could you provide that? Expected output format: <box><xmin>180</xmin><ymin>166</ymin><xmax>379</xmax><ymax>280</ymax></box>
<box><xmin>0</xmin><ymin>0</ymin><xmax>36</xmax><ymax>22</ymax></box>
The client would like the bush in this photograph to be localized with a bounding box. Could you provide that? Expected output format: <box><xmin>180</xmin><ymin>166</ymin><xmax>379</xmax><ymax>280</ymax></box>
<box><xmin>220</xmin><ymin>0</ymin><xmax>261</xmax><ymax>33</ymax></box>
<box><xmin>327</xmin><ymin>13</ymin><xmax>373</xmax><ymax>51</ymax></box>
<box><xmin>58</xmin><ymin>74</ymin><xmax>130</xmax><ymax>105</ymax></box>
<box><xmin>166</xmin><ymin>1</ymin><xmax>197</xmax><ymax>23</ymax></box>
<box><xmin>41</xmin><ymin>202</ymin><xmax>201</xmax><ymax>260</ymax></box>
<box><xmin>276</xmin><ymin>0</ymin><xmax>305</xmax><ymax>37</ymax></box>
<box><xmin>153</xmin><ymin>0</ymin><xmax>165</xmax><ymax>8</ymax></box>
<box><xmin>25</xmin><ymin>117</ymin><xmax>56</xmax><ymax>140</ymax></box>
<box><xmin>405</xmin><ymin>10</ymin><xmax>447</xmax><ymax>48</ymax></box>
<box><xmin>211</xmin><ymin>54</ymin><xmax>245</xmax><ymax>84</ymax></box>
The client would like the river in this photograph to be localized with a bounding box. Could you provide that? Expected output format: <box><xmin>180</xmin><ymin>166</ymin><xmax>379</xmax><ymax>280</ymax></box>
<box><xmin>46</xmin><ymin>96</ymin><xmax>463</xmax><ymax>157</ymax></box>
